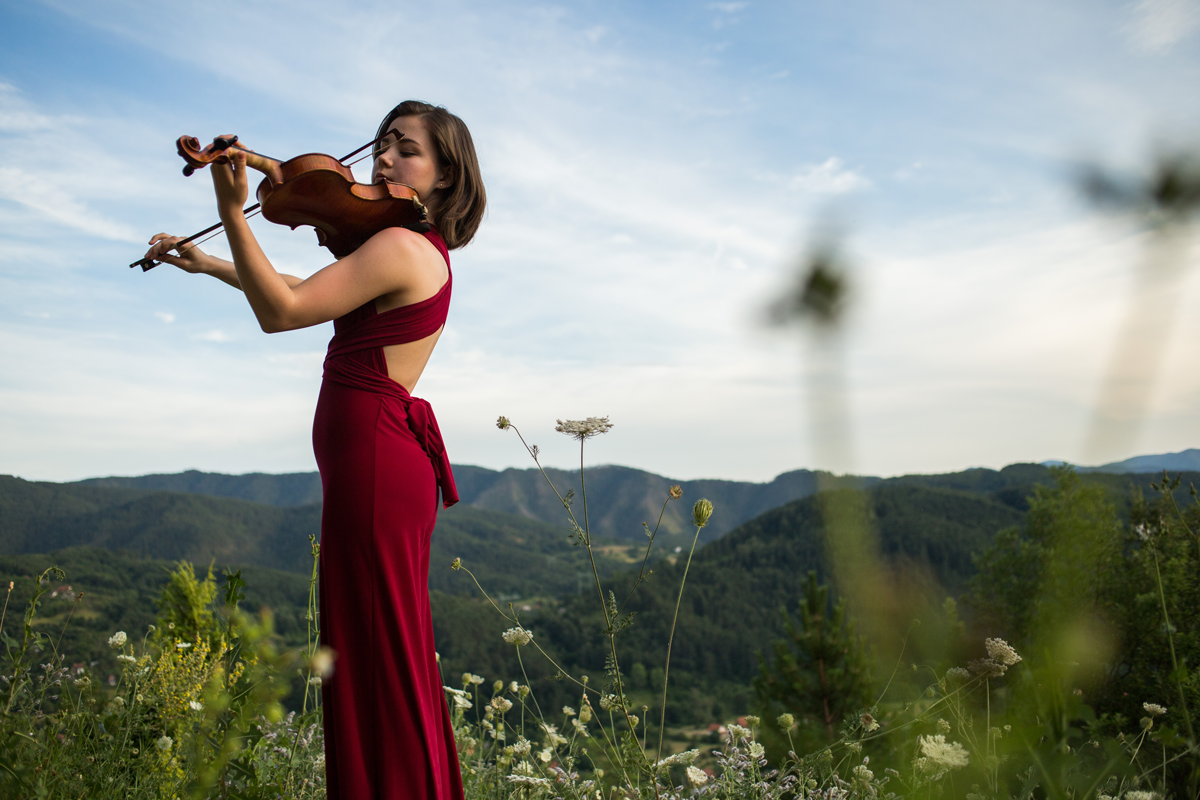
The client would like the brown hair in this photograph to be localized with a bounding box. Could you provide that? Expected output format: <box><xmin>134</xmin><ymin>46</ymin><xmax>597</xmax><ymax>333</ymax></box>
<box><xmin>375</xmin><ymin>101</ymin><xmax>486</xmax><ymax>250</ymax></box>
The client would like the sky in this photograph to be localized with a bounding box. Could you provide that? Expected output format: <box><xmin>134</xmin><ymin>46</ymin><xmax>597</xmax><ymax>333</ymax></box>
<box><xmin>2</xmin><ymin>0</ymin><xmax>1199</xmax><ymax>484</ymax></box>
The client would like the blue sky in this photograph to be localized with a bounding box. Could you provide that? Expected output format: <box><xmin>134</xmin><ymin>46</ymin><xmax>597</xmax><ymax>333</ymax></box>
<box><xmin>2</xmin><ymin>0</ymin><xmax>1199</xmax><ymax>483</ymax></box>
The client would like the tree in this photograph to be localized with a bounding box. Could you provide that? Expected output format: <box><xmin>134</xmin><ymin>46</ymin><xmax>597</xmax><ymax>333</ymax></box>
<box><xmin>754</xmin><ymin>571</ymin><xmax>874</xmax><ymax>751</ymax></box>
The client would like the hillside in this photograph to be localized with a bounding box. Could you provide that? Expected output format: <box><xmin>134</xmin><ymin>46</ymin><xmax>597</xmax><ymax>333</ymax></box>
<box><xmin>71</xmin><ymin>465</ymin><xmax>874</xmax><ymax>542</ymax></box>
<box><xmin>0</xmin><ymin>476</ymin><xmax>631</xmax><ymax>598</ymax></box>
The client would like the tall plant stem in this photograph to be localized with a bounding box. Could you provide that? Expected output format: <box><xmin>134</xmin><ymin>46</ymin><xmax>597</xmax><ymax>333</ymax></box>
<box><xmin>52</xmin><ymin>592</ymin><xmax>84</xmax><ymax>660</ymax></box>
<box><xmin>1151</xmin><ymin>546</ymin><xmax>1195</xmax><ymax>743</ymax></box>
<box><xmin>656</xmin><ymin>522</ymin><xmax>702</xmax><ymax>762</ymax></box>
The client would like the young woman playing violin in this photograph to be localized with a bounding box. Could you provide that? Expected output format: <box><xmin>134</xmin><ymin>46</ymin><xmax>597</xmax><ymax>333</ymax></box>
<box><xmin>144</xmin><ymin>100</ymin><xmax>486</xmax><ymax>800</ymax></box>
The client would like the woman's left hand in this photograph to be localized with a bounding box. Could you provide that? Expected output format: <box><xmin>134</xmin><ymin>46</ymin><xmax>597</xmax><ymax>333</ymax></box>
<box><xmin>212</xmin><ymin>148</ymin><xmax>250</xmax><ymax>221</ymax></box>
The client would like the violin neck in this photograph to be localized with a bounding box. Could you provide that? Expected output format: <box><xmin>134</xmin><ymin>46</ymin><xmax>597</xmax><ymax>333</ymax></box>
<box><xmin>234</xmin><ymin>147</ymin><xmax>284</xmax><ymax>185</ymax></box>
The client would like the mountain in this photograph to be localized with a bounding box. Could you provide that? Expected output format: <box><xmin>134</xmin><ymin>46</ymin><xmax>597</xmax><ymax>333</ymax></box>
<box><xmin>0</xmin><ymin>475</ymin><xmax>632</xmax><ymax>599</ymax></box>
<box><xmin>72</xmin><ymin>465</ymin><xmax>875</xmax><ymax>543</ymax></box>
<box><xmin>1079</xmin><ymin>448</ymin><xmax>1200</xmax><ymax>474</ymax></box>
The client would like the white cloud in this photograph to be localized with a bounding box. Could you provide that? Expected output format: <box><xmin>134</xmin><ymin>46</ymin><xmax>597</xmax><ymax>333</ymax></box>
<box><xmin>789</xmin><ymin>158</ymin><xmax>872</xmax><ymax>195</ymax></box>
<box><xmin>1127</xmin><ymin>0</ymin><xmax>1200</xmax><ymax>52</ymax></box>
<box><xmin>154</xmin><ymin>312</ymin><xmax>176</xmax><ymax>323</ymax></box>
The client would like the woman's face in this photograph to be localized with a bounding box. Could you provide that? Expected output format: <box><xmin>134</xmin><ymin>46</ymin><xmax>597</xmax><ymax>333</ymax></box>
<box><xmin>372</xmin><ymin>116</ymin><xmax>445</xmax><ymax>201</ymax></box>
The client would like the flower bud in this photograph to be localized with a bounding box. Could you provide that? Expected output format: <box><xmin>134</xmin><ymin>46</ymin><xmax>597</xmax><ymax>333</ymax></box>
<box><xmin>777</xmin><ymin>713</ymin><xmax>795</xmax><ymax>729</ymax></box>
<box><xmin>496</xmin><ymin>416</ymin><xmax>511</xmax><ymax>430</ymax></box>
<box><xmin>451</xmin><ymin>558</ymin><xmax>462</xmax><ymax>571</ymax></box>
<box><xmin>669</xmin><ymin>485</ymin><xmax>683</xmax><ymax>500</ymax></box>
<box><xmin>692</xmin><ymin>498</ymin><xmax>713</xmax><ymax>528</ymax></box>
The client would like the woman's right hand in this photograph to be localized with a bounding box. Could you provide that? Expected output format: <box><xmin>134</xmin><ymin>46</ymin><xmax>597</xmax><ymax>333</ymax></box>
<box><xmin>144</xmin><ymin>233</ymin><xmax>212</xmax><ymax>274</ymax></box>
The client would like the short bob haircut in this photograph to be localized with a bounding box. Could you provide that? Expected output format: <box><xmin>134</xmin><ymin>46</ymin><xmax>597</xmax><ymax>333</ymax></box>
<box><xmin>374</xmin><ymin>101</ymin><xmax>486</xmax><ymax>251</ymax></box>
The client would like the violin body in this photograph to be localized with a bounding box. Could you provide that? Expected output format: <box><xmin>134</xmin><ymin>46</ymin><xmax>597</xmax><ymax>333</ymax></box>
<box><xmin>176</xmin><ymin>136</ymin><xmax>431</xmax><ymax>259</ymax></box>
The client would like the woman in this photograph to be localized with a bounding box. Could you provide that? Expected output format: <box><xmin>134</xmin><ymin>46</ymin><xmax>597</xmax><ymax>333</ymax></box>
<box><xmin>144</xmin><ymin>100</ymin><xmax>486</xmax><ymax>800</ymax></box>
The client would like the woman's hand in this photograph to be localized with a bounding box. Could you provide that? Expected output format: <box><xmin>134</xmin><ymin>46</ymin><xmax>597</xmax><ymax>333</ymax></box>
<box><xmin>212</xmin><ymin>148</ymin><xmax>250</xmax><ymax>222</ymax></box>
<box><xmin>143</xmin><ymin>233</ymin><xmax>213</xmax><ymax>274</ymax></box>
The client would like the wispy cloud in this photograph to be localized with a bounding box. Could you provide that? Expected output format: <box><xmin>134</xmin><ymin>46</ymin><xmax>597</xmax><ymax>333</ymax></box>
<box><xmin>1126</xmin><ymin>0</ymin><xmax>1200</xmax><ymax>52</ymax></box>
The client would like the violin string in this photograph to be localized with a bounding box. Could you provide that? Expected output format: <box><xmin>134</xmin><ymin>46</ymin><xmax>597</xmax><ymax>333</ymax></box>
<box><xmin>167</xmin><ymin>208</ymin><xmax>264</xmax><ymax>261</ymax></box>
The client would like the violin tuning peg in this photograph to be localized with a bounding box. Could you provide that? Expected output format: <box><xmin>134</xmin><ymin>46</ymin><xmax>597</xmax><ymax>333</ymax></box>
<box><xmin>183</xmin><ymin>165</ymin><xmax>195</xmax><ymax>177</ymax></box>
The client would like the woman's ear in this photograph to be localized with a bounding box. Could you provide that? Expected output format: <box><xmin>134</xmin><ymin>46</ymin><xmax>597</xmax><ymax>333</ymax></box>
<box><xmin>436</xmin><ymin>165</ymin><xmax>457</xmax><ymax>190</ymax></box>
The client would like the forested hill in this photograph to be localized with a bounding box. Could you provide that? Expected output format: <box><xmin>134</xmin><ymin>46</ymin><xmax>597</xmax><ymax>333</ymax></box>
<box><xmin>72</xmin><ymin>465</ymin><xmax>875</xmax><ymax>543</ymax></box>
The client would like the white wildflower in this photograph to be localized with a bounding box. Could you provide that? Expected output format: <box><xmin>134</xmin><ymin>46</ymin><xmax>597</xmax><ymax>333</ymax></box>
<box><xmin>555</xmin><ymin>417</ymin><xmax>613</xmax><ymax>441</ymax></box>
<box><xmin>985</xmin><ymin>638</ymin><xmax>1022</xmax><ymax>667</ymax></box>
<box><xmin>749</xmin><ymin>742</ymin><xmax>765</xmax><ymax>759</ymax></box>
<box><xmin>861</xmin><ymin>712</ymin><xmax>880</xmax><ymax>732</ymax></box>
<box><xmin>562</xmin><ymin>706</ymin><xmax>576</xmax><ymax>716</ymax></box>
<box><xmin>654</xmin><ymin>749</ymin><xmax>699</xmax><ymax>769</ymax></box>
<box><xmin>945</xmin><ymin>667</ymin><xmax>970</xmax><ymax>682</ymax></box>
<box><xmin>727</xmin><ymin>723</ymin><xmax>750</xmax><ymax>741</ymax></box>
<box><xmin>309</xmin><ymin>646</ymin><xmax>337</xmax><ymax>678</ymax></box>
<box><xmin>117</xmin><ymin>655</ymin><xmax>136</xmax><ymax>664</ymax></box>
<box><xmin>176</xmin><ymin>642</ymin><xmax>192</xmax><ymax>650</ymax></box>
<box><xmin>1144</xmin><ymin>702</ymin><xmax>1167</xmax><ymax>716</ymax></box>
<box><xmin>512</xmin><ymin>738</ymin><xmax>532</xmax><ymax>757</ymax></box>
<box><xmin>490</xmin><ymin>697</ymin><xmax>513</xmax><ymax>714</ymax></box>
<box><xmin>542</xmin><ymin>723</ymin><xmax>568</xmax><ymax>747</ymax></box>
<box><xmin>538</xmin><ymin>747</ymin><xmax>553</xmax><ymax>763</ymax></box>
<box><xmin>502</xmin><ymin>627</ymin><xmax>533</xmax><ymax>646</ymax></box>
<box><xmin>1124</xmin><ymin>793</ymin><xmax>1161</xmax><ymax>800</ymax></box>
<box><xmin>571</xmin><ymin>718</ymin><xmax>590</xmax><ymax>737</ymax></box>
<box><xmin>156</xmin><ymin>736</ymin><xmax>173</xmax><ymax>751</ymax></box>
<box><xmin>107</xmin><ymin>631</ymin><xmax>127</xmax><ymax>649</ymax></box>
<box><xmin>599</xmin><ymin>693</ymin><xmax>620</xmax><ymax>711</ymax></box>
<box><xmin>308</xmin><ymin>676</ymin><xmax>322</xmax><ymax>688</ymax></box>
<box><xmin>918</xmin><ymin>734</ymin><xmax>970</xmax><ymax>771</ymax></box>
<box><xmin>189</xmin><ymin>700</ymin><xmax>203</xmax><ymax>711</ymax></box>
<box><xmin>506</xmin><ymin>776</ymin><xmax>551</xmax><ymax>788</ymax></box>
<box><xmin>686</xmin><ymin>766</ymin><xmax>708</xmax><ymax>785</ymax></box>
<box><xmin>853</xmin><ymin>763</ymin><xmax>874</xmax><ymax>784</ymax></box>
<box><xmin>936</xmin><ymin>718</ymin><xmax>951</xmax><ymax>734</ymax></box>
<box><xmin>509</xmin><ymin>681</ymin><xmax>520</xmax><ymax>693</ymax></box>
<box><xmin>463</xmin><ymin>673</ymin><xmax>484</xmax><ymax>686</ymax></box>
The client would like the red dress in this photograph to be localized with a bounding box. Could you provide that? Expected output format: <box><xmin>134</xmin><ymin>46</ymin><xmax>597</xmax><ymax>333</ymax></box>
<box><xmin>313</xmin><ymin>229</ymin><xmax>463</xmax><ymax>800</ymax></box>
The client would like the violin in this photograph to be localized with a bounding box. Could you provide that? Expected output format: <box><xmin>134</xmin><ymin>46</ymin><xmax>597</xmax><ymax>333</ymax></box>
<box><xmin>130</xmin><ymin>133</ymin><xmax>430</xmax><ymax>270</ymax></box>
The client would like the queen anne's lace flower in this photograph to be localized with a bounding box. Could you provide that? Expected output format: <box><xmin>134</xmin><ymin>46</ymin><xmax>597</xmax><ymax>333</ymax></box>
<box><xmin>653</xmin><ymin>749</ymin><xmax>699</xmax><ymax>769</ymax></box>
<box><xmin>945</xmin><ymin>667</ymin><xmax>970</xmax><ymax>682</ymax></box>
<box><xmin>918</xmin><ymin>734</ymin><xmax>970</xmax><ymax>771</ymax></box>
<box><xmin>555</xmin><ymin>417</ymin><xmax>613</xmax><ymax>441</ymax></box>
<box><xmin>502</xmin><ymin>627</ymin><xmax>534</xmax><ymax>646</ymax></box>
<box><xmin>506</xmin><ymin>775</ymin><xmax>551</xmax><ymax>788</ymax></box>
<box><xmin>985</xmin><ymin>638</ymin><xmax>1022</xmax><ymax>667</ymax></box>
<box><xmin>1144</xmin><ymin>702</ymin><xmax>1167</xmax><ymax>716</ymax></box>
<box><xmin>156</xmin><ymin>736</ymin><xmax>173</xmax><ymax>751</ymax></box>
<box><xmin>107</xmin><ymin>631</ymin><xmax>127</xmax><ymax>649</ymax></box>
<box><xmin>686</xmin><ymin>766</ymin><xmax>708</xmax><ymax>785</ymax></box>
<box><xmin>727</xmin><ymin>723</ymin><xmax>750</xmax><ymax>740</ymax></box>
<box><xmin>749</xmin><ymin>742</ymin><xmax>765</xmax><ymax>759</ymax></box>
<box><xmin>490</xmin><ymin>697</ymin><xmax>514</xmax><ymax>713</ymax></box>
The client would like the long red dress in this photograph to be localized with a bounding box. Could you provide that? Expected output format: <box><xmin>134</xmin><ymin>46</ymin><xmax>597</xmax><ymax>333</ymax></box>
<box><xmin>313</xmin><ymin>229</ymin><xmax>463</xmax><ymax>800</ymax></box>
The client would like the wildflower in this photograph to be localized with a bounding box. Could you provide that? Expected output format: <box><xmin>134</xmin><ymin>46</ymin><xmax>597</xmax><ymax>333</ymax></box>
<box><xmin>189</xmin><ymin>700</ymin><xmax>203</xmax><ymax>711</ymax></box>
<box><xmin>107</xmin><ymin>631</ymin><xmax>127</xmax><ymax>649</ymax></box>
<box><xmin>308</xmin><ymin>676</ymin><xmax>322</xmax><ymax>688</ymax></box>
<box><xmin>985</xmin><ymin>638</ymin><xmax>1022</xmax><ymax>667</ymax></box>
<box><xmin>176</xmin><ymin>642</ymin><xmax>192</xmax><ymax>650</ymax></box>
<box><xmin>777</xmin><ymin>713</ymin><xmax>795</xmax><ymax>729</ymax></box>
<box><xmin>936</xmin><ymin>718</ymin><xmax>951</xmax><ymax>734</ymax></box>
<box><xmin>156</xmin><ymin>736</ymin><xmax>173</xmax><ymax>752</ymax></box>
<box><xmin>563</xmin><ymin>706</ymin><xmax>576</xmax><ymax>716</ymax></box>
<box><xmin>451</xmin><ymin>558</ymin><xmax>461</xmax><ymax>571</ymax></box>
<box><xmin>945</xmin><ymin>667</ymin><xmax>970</xmax><ymax>682</ymax></box>
<box><xmin>862</xmin><ymin>712</ymin><xmax>880</xmax><ymax>732</ymax></box>
<box><xmin>463</xmin><ymin>673</ymin><xmax>484</xmax><ymax>686</ymax></box>
<box><xmin>727</xmin><ymin>723</ymin><xmax>750</xmax><ymax>740</ymax></box>
<box><xmin>749</xmin><ymin>741</ymin><xmax>765</xmax><ymax>759</ymax></box>
<box><xmin>578</xmin><ymin>703</ymin><xmax>592</xmax><ymax>723</ymax></box>
<box><xmin>745</xmin><ymin>715</ymin><xmax>760</xmax><ymax>726</ymax></box>
<box><xmin>669</xmin><ymin>485</ymin><xmax>683</xmax><ymax>500</ymax></box>
<box><xmin>853</xmin><ymin>763</ymin><xmax>874</xmax><ymax>784</ymax></box>
<box><xmin>512</xmin><ymin>738</ymin><xmax>532</xmax><ymax>756</ymax></box>
<box><xmin>494</xmin><ymin>680</ymin><xmax>505</xmax><ymax>693</ymax></box>
<box><xmin>628</xmin><ymin>714</ymin><xmax>639</xmax><ymax>728</ymax></box>
<box><xmin>451</xmin><ymin>693</ymin><xmax>471</xmax><ymax>709</ymax></box>
<box><xmin>507</xmin><ymin>776</ymin><xmax>551</xmax><ymax>788</ymax></box>
<box><xmin>517</xmin><ymin>685</ymin><xmax>530</xmax><ymax>698</ymax></box>
<box><xmin>542</xmin><ymin>723</ymin><xmax>568</xmax><ymax>746</ymax></box>
<box><xmin>496</xmin><ymin>416</ymin><xmax>511</xmax><ymax>430</ymax></box>
<box><xmin>490</xmin><ymin>696</ymin><xmax>514</xmax><ymax>713</ymax></box>
<box><xmin>918</xmin><ymin>734</ymin><xmax>970</xmax><ymax>771</ymax></box>
<box><xmin>110</xmin><ymin>697</ymin><xmax>125</xmax><ymax>707</ymax></box>
<box><xmin>654</xmin><ymin>749</ymin><xmax>699</xmax><ymax>769</ymax></box>
<box><xmin>309</xmin><ymin>646</ymin><xmax>337</xmax><ymax>678</ymax></box>
<box><xmin>599</xmin><ymin>693</ymin><xmax>620</xmax><ymax>711</ymax></box>
<box><xmin>509</xmin><ymin>681</ymin><xmax>520</xmax><ymax>693</ymax></box>
<box><xmin>968</xmin><ymin>657</ymin><xmax>1007</xmax><ymax>678</ymax></box>
<box><xmin>538</xmin><ymin>747</ymin><xmax>553</xmax><ymax>763</ymax></box>
<box><xmin>692</xmin><ymin>498</ymin><xmax>714</xmax><ymax>528</ymax></box>
<box><xmin>1144</xmin><ymin>702</ymin><xmax>1167</xmax><ymax>716</ymax></box>
<box><xmin>555</xmin><ymin>416</ymin><xmax>613</xmax><ymax>441</ymax></box>
<box><xmin>1124</xmin><ymin>792</ymin><xmax>1161</xmax><ymax>800</ymax></box>
<box><xmin>135</xmin><ymin>694</ymin><xmax>143</xmax><ymax>703</ymax></box>
<box><xmin>117</xmin><ymin>654</ymin><xmax>136</xmax><ymax>664</ymax></box>
<box><xmin>502</xmin><ymin>627</ymin><xmax>533</xmax><ymax>646</ymax></box>
<box><xmin>571</xmin><ymin>718</ymin><xmax>590</xmax><ymax>737</ymax></box>
<box><xmin>686</xmin><ymin>766</ymin><xmax>708</xmax><ymax>785</ymax></box>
